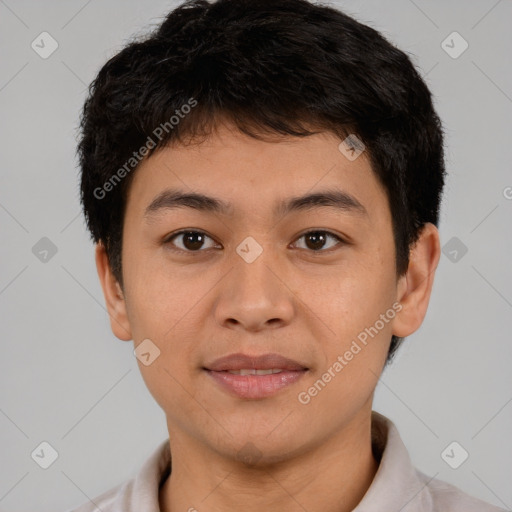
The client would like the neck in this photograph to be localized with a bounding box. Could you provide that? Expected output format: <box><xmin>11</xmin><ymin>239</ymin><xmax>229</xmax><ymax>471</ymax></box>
<box><xmin>159</xmin><ymin>409</ymin><xmax>379</xmax><ymax>512</ymax></box>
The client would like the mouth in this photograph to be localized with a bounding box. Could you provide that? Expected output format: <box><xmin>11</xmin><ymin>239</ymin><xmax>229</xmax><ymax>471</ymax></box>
<box><xmin>223</xmin><ymin>368</ymin><xmax>286</xmax><ymax>375</ymax></box>
<box><xmin>203</xmin><ymin>352</ymin><xmax>309</xmax><ymax>399</ymax></box>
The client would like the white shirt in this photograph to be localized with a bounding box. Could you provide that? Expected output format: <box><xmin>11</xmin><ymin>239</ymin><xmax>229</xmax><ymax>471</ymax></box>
<box><xmin>66</xmin><ymin>412</ymin><xmax>505</xmax><ymax>511</ymax></box>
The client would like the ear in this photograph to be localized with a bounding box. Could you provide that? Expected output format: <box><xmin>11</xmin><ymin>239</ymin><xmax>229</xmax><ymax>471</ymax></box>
<box><xmin>95</xmin><ymin>242</ymin><xmax>132</xmax><ymax>341</ymax></box>
<box><xmin>393</xmin><ymin>222</ymin><xmax>441</xmax><ymax>338</ymax></box>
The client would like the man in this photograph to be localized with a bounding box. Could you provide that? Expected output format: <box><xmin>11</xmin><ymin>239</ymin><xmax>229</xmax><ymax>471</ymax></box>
<box><xmin>71</xmin><ymin>0</ymin><xmax>504</xmax><ymax>510</ymax></box>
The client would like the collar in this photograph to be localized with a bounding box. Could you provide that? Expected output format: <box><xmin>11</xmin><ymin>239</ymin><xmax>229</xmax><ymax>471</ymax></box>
<box><xmin>121</xmin><ymin>411</ymin><xmax>500</xmax><ymax>511</ymax></box>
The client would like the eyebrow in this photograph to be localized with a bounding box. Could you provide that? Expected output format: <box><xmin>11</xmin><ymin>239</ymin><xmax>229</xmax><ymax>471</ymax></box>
<box><xmin>144</xmin><ymin>187</ymin><xmax>368</xmax><ymax>221</ymax></box>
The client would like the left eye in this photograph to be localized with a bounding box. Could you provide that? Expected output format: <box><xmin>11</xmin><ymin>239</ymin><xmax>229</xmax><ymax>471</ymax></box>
<box><xmin>292</xmin><ymin>230</ymin><xmax>344</xmax><ymax>251</ymax></box>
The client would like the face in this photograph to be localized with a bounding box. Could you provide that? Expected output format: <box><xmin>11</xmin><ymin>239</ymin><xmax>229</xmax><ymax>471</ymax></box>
<box><xmin>96</xmin><ymin>122</ymin><xmax>439</xmax><ymax>463</ymax></box>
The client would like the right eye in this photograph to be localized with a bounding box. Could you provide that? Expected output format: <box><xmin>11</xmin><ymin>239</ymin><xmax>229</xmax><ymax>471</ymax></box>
<box><xmin>164</xmin><ymin>230</ymin><xmax>220</xmax><ymax>253</ymax></box>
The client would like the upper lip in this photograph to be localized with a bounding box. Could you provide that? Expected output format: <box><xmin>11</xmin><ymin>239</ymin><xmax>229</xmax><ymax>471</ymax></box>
<box><xmin>204</xmin><ymin>352</ymin><xmax>308</xmax><ymax>372</ymax></box>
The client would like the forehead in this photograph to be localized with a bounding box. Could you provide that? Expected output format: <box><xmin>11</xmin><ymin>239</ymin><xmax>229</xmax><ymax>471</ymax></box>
<box><xmin>124</xmin><ymin>125</ymin><xmax>388</xmax><ymax>224</ymax></box>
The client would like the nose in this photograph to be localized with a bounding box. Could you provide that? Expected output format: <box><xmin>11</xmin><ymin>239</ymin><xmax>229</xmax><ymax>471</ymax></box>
<box><xmin>213</xmin><ymin>244</ymin><xmax>295</xmax><ymax>333</ymax></box>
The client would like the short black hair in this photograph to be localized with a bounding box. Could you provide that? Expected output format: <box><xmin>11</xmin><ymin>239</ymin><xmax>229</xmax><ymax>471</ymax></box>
<box><xmin>78</xmin><ymin>0</ymin><xmax>446</xmax><ymax>363</ymax></box>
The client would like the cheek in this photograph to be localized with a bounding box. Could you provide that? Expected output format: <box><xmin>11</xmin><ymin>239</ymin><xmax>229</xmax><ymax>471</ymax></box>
<box><xmin>137</xmin><ymin>357</ymin><xmax>202</xmax><ymax>432</ymax></box>
<box><xmin>297</xmin><ymin>289</ymin><xmax>393</xmax><ymax>421</ymax></box>
<box><xmin>122</xmin><ymin>259</ymin><xmax>207</xmax><ymax>405</ymax></box>
<box><xmin>131</xmin><ymin>307</ymin><xmax>203</xmax><ymax>420</ymax></box>
<box><xmin>317</xmin><ymin>263</ymin><xmax>396</xmax><ymax>339</ymax></box>
<box><xmin>122</xmin><ymin>247</ymin><xmax>203</xmax><ymax>338</ymax></box>
<box><xmin>308</xmin><ymin>255</ymin><xmax>397</xmax><ymax>396</ymax></box>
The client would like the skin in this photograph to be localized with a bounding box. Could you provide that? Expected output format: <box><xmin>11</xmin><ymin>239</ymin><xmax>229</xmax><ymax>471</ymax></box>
<box><xmin>95</xmin><ymin>121</ymin><xmax>440</xmax><ymax>512</ymax></box>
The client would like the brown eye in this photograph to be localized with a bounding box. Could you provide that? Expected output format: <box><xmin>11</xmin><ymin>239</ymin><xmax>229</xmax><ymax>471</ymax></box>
<box><xmin>166</xmin><ymin>230</ymin><xmax>218</xmax><ymax>252</ymax></box>
<box><xmin>294</xmin><ymin>231</ymin><xmax>343</xmax><ymax>251</ymax></box>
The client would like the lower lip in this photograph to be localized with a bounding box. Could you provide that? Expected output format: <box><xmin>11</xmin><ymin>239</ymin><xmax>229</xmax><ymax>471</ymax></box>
<box><xmin>205</xmin><ymin>370</ymin><xmax>307</xmax><ymax>399</ymax></box>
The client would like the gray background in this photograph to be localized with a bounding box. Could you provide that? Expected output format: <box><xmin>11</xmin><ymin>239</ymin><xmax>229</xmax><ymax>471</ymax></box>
<box><xmin>0</xmin><ymin>0</ymin><xmax>511</xmax><ymax>510</ymax></box>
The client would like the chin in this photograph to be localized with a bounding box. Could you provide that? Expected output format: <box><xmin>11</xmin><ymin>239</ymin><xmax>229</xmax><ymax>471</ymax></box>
<box><xmin>205</xmin><ymin>422</ymin><xmax>312</xmax><ymax>466</ymax></box>
<box><xmin>227</xmin><ymin>438</ymin><xmax>310</xmax><ymax>468</ymax></box>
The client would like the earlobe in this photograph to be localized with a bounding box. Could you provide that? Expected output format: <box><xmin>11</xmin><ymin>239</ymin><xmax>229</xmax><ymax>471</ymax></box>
<box><xmin>392</xmin><ymin>223</ymin><xmax>441</xmax><ymax>338</ymax></box>
<box><xmin>94</xmin><ymin>242</ymin><xmax>132</xmax><ymax>341</ymax></box>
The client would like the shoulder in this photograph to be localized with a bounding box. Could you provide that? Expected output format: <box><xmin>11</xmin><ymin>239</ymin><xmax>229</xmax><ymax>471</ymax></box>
<box><xmin>62</xmin><ymin>439</ymin><xmax>170</xmax><ymax>512</ymax></box>
<box><xmin>63</xmin><ymin>479</ymin><xmax>134</xmax><ymax>512</ymax></box>
<box><xmin>417</xmin><ymin>470</ymin><xmax>507</xmax><ymax>512</ymax></box>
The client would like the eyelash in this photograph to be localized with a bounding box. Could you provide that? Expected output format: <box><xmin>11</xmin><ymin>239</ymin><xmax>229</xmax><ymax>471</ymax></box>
<box><xmin>163</xmin><ymin>229</ymin><xmax>346</xmax><ymax>254</ymax></box>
